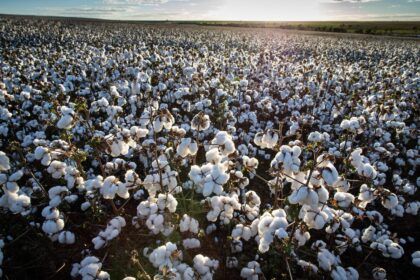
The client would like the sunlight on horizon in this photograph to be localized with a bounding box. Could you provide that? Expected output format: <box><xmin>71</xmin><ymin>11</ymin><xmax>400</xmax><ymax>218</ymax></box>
<box><xmin>205</xmin><ymin>0</ymin><xmax>324</xmax><ymax>21</ymax></box>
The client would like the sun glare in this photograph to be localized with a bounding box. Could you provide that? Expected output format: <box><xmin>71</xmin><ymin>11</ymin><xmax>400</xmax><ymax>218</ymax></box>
<box><xmin>206</xmin><ymin>0</ymin><xmax>324</xmax><ymax>21</ymax></box>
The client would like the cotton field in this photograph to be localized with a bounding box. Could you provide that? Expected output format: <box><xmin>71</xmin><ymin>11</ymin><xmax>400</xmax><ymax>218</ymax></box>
<box><xmin>0</xmin><ymin>17</ymin><xmax>419</xmax><ymax>280</ymax></box>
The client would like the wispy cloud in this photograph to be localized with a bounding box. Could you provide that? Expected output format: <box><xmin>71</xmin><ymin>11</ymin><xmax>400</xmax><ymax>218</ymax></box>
<box><xmin>104</xmin><ymin>0</ymin><xmax>169</xmax><ymax>5</ymax></box>
<box><xmin>327</xmin><ymin>0</ymin><xmax>380</xmax><ymax>3</ymax></box>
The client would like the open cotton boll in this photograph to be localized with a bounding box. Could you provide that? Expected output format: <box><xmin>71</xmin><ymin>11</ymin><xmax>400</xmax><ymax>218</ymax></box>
<box><xmin>308</xmin><ymin>131</ymin><xmax>324</xmax><ymax>142</ymax></box>
<box><xmin>331</xmin><ymin>266</ymin><xmax>359</xmax><ymax>280</ymax></box>
<box><xmin>411</xmin><ymin>251</ymin><xmax>420</xmax><ymax>267</ymax></box>
<box><xmin>300</xmin><ymin>205</ymin><xmax>329</xmax><ymax>230</ymax></box>
<box><xmin>334</xmin><ymin>192</ymin><xmax>355</xmax><ymax>208</ymax></box>
<box><xmin>317</xmin><ymin>248</ymin><xmax>339</xmax><ymax>271</ymax></box>
<box><xmin>183</xmin><ymin>238</ymin><xmax>201</xmax><ymax>249</ymax></box>
<box><xmin>58</xmin><ymin>230</ymin><xmax>75</xmax><ymax>244</ymax></box>
<box><xmin>34</xmin><ymin>146</ymin><xmax>52</xmax><ymax>166</ymax></box>
<box><xmin>47</xmin><ymin>160</ymin><xmax>67</xmax><ymax>179</ymax></box>
<box><xmin>76</xmin><ymin>256</ymin><xmax>110</xmax><ymax>280</ymax></box>
<box><xmin>56</xmin><ymin>106</ymin><xmax>75</xmax><ymax>129</ymax></box>
<box><xmin>320</xmin><ymin>162</ymin><xmax>339</xmax><ymax>186</ymax></box>
<box><xmin>210</xmin><ymin>131</ymin><xmax>235</xmax><ymax>156</ymax></box>
<box><xmin>57</xmin><ymin>114</ymin><xmax>73</xmax><ymax>129</ymax></box>
<box><xmin>48</xmin><ymin>186</ymin><xmax>69</xmax><ymax>207</ymax></box>
<box><xmin>297</xmin><ymin>260</ymin><xmax>318</xmax><ymax>274</ymax></box>
<box><xmin>92</xmin><ymin>216</ymin><xmax>126</xmax><ymax>250</ymax></box>
<box><xmin>257</xmin><ymin>210</ymin><xmax>289</xmax><ymax>253</ymax></box>
<box><xmin>41</xmin><ymin>206</ymin><xmax>65</xmax><ymax>235</ymax></box>
<box><xmin>180</xmin><ymin>214</ymin><xmax>199</xmax><ymax>234</ymax></box>
<box><xmin>370</xmin><ymin>239</ymin><xmax>404</xmax><ymax>259</ymax></box>
<box><xmin>206</xmin><ymin>195</ymin><xmax>241</xmax><ymax>224</ymax></box>
<box><xmin>202</xmin><ymin>164</ymin><xmax>229</xmax><ymax>197</ymax></box>
<box><xmin>232</xmin><ymin>224</ymin><xmax>253</xmax><ymax>241</ymax></box>
<box><xmin>288</xmin><ymin>185</ymin><xmax>319</xmax><ymax>209</ymax></box>
<box><xmin>261</xmin><ymin>129</ymin><xmax>278</xmax><ymax>149</ymax></box>
<box><xmin>157</xmin><ymin>193</ymin><xmax>178</xmax><ymax>213</ymax></box>
<box><xmin>99</xmin><ymin>176</ymin><xmax>130</xmax><ymax>200</ymax></box>
<box><xmin>177</xmin><ymin>138</ymin><xmax>198</xmax><ymax>158</ymax></box>
<box><xmin>271</xmin><ymin>145</ymin><xmax>301</xmax><ymax>174</ymax></box>
<box><xmin>240</xmin><ymin>261</ymin><xmax>262</xmax><ymax>280</ymax></box>
<box><xmin>148</xmin><ymin>242</ymin><xmax>182</xmax><ymax>269</ymax></box>
<box><xmin>294</xmin><ymin>228</ymin><xmax>311</xmax><ymax>247</ymax></box>
<box><xmin>243</xmin><ymin>156</ymin><xmax>259</xmax><ymax>173</ymax></box>
<box><xmin>191</xmin><ymin>112</ymin><xmax>210</xmax><ymax>131</ymax></box>
<box><xmin>381</xmin><ymin>192</ymin><xmax>398</xmax><ymax>209</ymax></box>
<box><xmin>0</xmin><ymin>151</ymin><xmax>10</xmax><ymax>171</ymax></box>
<box><xmin>193</xmin><ymin>254</ymin><xmax>219</xmax><ymax>279</ymax></box>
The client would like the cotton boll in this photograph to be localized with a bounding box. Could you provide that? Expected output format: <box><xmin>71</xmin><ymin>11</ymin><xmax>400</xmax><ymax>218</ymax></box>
<box><xmin>76</xmin><ymin>256</ymin><xmax>110</xmax><ymax>280</ymax></box>
<box><xmin>183</xmin><ymin>238</ymin><xmax>201</xmax><ymax>249</ymax></box>
<box><xmin>240</xmin><ymin>261</ymin><xmax>261</xmax><ymax>280</ymax></box>
<box><xmin>193</xmin><ymin>254</ymin><xmax>219</xmax><ymax>279</ymax></box>
<box><xmin>0</xmin><ymin>151</ymin><xmax>11</xmax><ymax>171</ymax></box>
<box><xmin>321</xmin><ymin>162</ymin><xmax>339</xmax><ymax>186</ymax></box>
<box><xmin>56</xmin><ymin>106</ymin><xmax>75</xmax><ymax>129</ymax></box>
<box><xmin>148</xmin><ymin>242</ymin><xmax>182</xmax><ymax>269</ymax></box>
<box><xmin>47</xmin><ymin>160</ymin><xmax>67</xmax><ymax>179</ymax></box>
<box><xmin>48</xmin><ymin>186</ymin><xmax>68</xmax><ymax>207</ymax></box>
<box><xmin>297</xmin><ymin>260</ymin><xmax>318</xmax><ymax>274</ymax></box>
<box><xmin>180</xmin><ymin>214</ymin><xmax>199</xmax><ymax>234</ymax></box>
<box><xmin>411</xmin><ymin>251</ymin><xmax>420</xmax><ymax>267</ymax></box>
<box><xmin>381</xmin><ymin>192</ymin><xmax>398</xmax><ymax>209</ymax></box>
<box><xmin>334</xmin><ymin>192</ymin><xmax>354</xmax><ymax>208</ymax></box>
<box><xmin>92</xmin><ymin>216</ymin><xmax>126</xmax><ymax>250</ymax></box>
<box><xmin>210</xmin><ymin>131</ymin><xmax>235</xmax><ymax>156</ymax></box>
<box><xmin>232</xmin><ymin>224</ymin><xmax>253</xmax><ymax>241</ymax></box>
<box><xmin>177</xmin><ymin>138</ymin><xmax>198</xmax><ymax>158</ymax></box>
<box><xmin>317</xmin><ymin>248</ymin><xmax>338</xmax><ymax>271</ymax></box>
<box><xmin>294</xmin><ymin>228</ymin><xmax>310</xmax><ymax>247</ymax></box>
<box><xmin>157</xmin><ymin>193</ymin><xmax>178</xmax><ymax>213</ymax></box>
<box><xmin>57</xmin><ymin>114</ymin><xmax>73</xmax><ymax>129</ymax></box>
<box><xmin>58</xmin><ymin>231</ymin><xmax>75</xmax><ymax>244</ymax></box>
<box><xmin>405</xmin><ymin>201</ymin><xmax>419</xmax><ymax>215</ymax></box>
<box><xmin>81</xmin><ymin>201</ymin><xmax>91</xmax><ymax>211</ymax></box>
<box><xmin>271</xmin><ymin>145</ymin><xmax>301</xmax><ymax>174</ymax></box>
<box><xmin>191</xmin><ymin>112</ymin><xmax>210</xmax><ymax>131</ymax></box>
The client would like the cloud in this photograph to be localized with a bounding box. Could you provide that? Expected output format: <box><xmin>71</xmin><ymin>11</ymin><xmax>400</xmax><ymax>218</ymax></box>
<box><xmin>328</xmin><ymin>0</ymin><xmax>380</xmax><ymax>3</ymax></box>
<box><xmin>104</xmin><ymin>0</ymin><xmax>169</xmax><ymax>5</ymax></box>
<box><xmin>66</xmin><ymin>7</ymin><xmax>128</xmax><ymax>14</ymax></box>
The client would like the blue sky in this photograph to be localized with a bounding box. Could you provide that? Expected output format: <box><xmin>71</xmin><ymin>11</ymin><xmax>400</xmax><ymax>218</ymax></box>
<box><xmin>0</xmin><ymin>0</ymin><xmax>419</xmax><ymax>21</ymax></box>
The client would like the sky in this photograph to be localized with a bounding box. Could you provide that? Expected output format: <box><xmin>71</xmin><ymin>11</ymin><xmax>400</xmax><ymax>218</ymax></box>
<box><xmin>0</xmin><ymin>0</ymin><xmax>419</xmax><ymax>21</ymax></box>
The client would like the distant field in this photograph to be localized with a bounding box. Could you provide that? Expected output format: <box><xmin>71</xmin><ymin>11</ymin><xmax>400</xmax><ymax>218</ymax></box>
<box><xmin>1</xmin><ymin>14</ymin><xmax>420</xmax><ymax>38</ymax></box>
<box><xmin>185</xmin><ymin>21</ymin><xmax>420</xmax><ymax>37</ymax></box>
